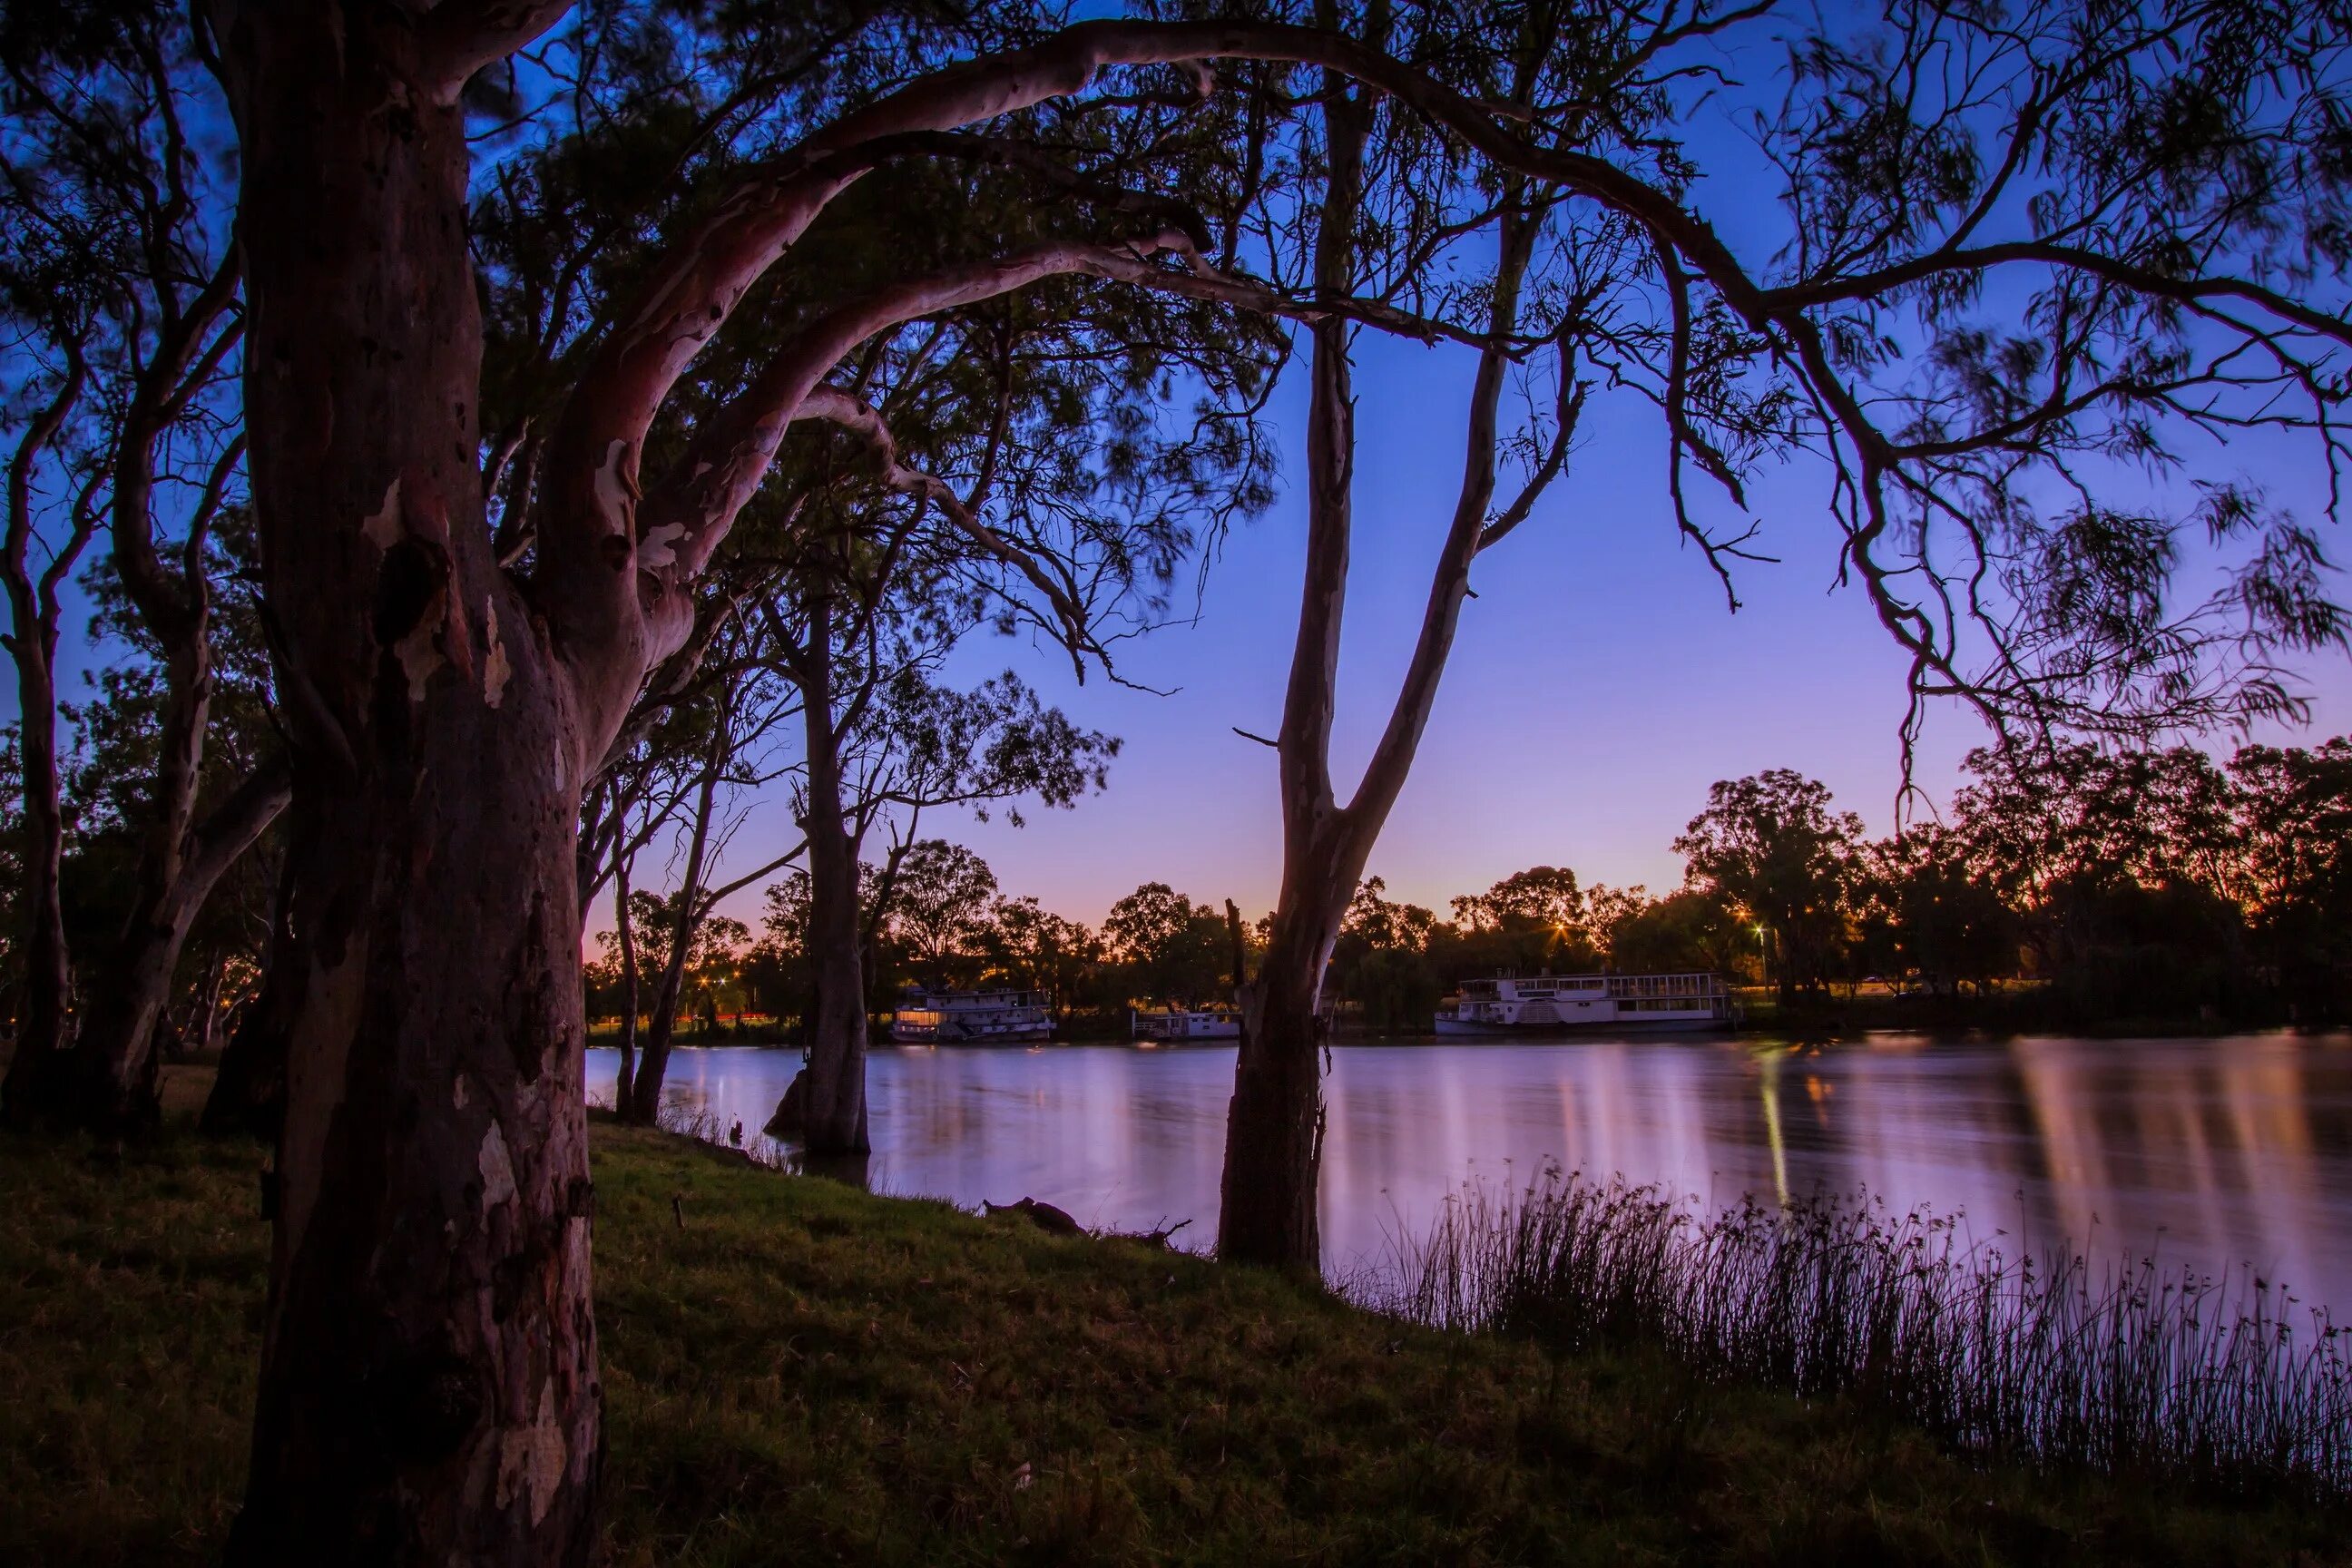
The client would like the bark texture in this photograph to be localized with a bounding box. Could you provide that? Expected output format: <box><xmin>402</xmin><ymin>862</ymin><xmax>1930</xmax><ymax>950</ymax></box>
<box><xmin>212</xmin><ymin>5</ymin><xmax>598</xmax><ymax>1562</ymax></box>
<box><xmin>1217</xmin><ymin>38</ymin><xmax>1548</xmax><ymax>1270</ymax></box>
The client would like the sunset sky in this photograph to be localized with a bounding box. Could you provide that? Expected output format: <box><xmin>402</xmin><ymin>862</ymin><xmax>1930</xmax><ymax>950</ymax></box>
<box><xmin>669</xmin><ymin>316</ymin><xmax>2352</xmax><ymax>932</ymax></box>
<box><xmin>12</xmin><ymin>20</ymin><xmax>2348</xmax><ymax>942</ymax></box>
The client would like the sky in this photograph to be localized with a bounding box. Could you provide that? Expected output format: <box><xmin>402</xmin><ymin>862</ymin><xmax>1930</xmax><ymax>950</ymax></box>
<box><xmin>667</xmin><ymin>313</ymin><xmax>2352</xmax><ymax>932</ymax></box>
<box><xmin>9</xmin><ymin>9</ymin><xmax>2349</xmax><ymax>941</ymax></box>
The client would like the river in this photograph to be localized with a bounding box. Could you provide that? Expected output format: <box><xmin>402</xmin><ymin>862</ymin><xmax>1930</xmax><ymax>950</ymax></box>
<box><xmin>588</xmin><ymin>1033</ymin><xmax>2352</xmax><ymax>1309</ymax></box>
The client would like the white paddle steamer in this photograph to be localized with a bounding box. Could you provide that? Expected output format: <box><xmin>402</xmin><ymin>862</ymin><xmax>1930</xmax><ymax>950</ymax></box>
<box><xmin>1435</xmin><ymin>972</ymin><xmax>1733</xmax><ymax>1034</ymax></box>
<box><xmin>889</xmin><ymin>987</ymin><xmax>1054</xmax><ymax>1044</ymax></box>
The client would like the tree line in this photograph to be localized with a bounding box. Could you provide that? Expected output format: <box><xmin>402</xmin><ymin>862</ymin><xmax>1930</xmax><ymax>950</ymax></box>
<box><xmin>589</xmin><ymin>738</ymin><xmax>2352</xmax><ymax>1044</ymax></box>
<box><xmin>1</xmin><ymin>0</ymin><xmax>2345</xmax><ymax>1558</ymax></box>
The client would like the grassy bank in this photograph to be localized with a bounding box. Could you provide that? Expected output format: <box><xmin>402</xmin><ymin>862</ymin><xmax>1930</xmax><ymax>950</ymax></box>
<box><xmin>4</xmin><ymin>1112</ymin><xmax>2347</xmax><ymax>1566</ymax></box>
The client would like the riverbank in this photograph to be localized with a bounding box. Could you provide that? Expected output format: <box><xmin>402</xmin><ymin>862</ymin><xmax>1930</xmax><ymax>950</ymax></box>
<box><xmin>4</xmin><ymin>1102</ymin><xmax>2345</xmax><ymax>1565</ymax></box>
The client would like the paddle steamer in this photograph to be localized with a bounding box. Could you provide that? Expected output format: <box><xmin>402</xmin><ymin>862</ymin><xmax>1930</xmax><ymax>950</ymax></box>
<box><xmin>1435</xmin><ymin>971</ymin><xmax>1733</xmax><ymax>1034</ymax></box>
<box><xmin>1129</xmin><ymin>1006</ymin><xmax>1241</xmax><ymax>1041</ymax></box>
<box><xmin>889</xmin><ymin>987</ymin><xmax>1054</xmax><ymax>1044</ymax></box>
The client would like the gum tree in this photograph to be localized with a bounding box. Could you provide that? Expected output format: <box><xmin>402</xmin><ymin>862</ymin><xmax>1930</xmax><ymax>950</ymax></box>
<box><xmin>0</xmin><ymin>0</ymin><xmax>286</xmax><ymax>1132</ymax></box>
<box><xmin>190</xmin><ymin>0</ymin><xmax>2349</xmax><ymax>1553</ymax></box>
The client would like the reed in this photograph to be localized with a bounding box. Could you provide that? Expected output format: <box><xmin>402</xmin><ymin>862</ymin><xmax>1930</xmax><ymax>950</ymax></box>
<box><xmin>1370</xmin><ymin>1167</ymin><xmax>2352</xmax><ymax>1503</ymax></box>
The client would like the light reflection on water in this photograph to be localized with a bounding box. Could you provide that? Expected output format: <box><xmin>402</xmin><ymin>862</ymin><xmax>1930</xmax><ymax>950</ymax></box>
<box><xmin>589</xmin><ymin>1034</ymin><xmax>2352</xmax><ymax>1306</ymax></box>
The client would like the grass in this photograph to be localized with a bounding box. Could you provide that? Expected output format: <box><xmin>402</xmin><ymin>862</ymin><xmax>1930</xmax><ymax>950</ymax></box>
<box><xmin>1</xmin><ymin>1094</ymin><xmax>2347</xmax><ymax>1565</ymax></box>
<box><xmin>1378</xmin><ymin>1170</ymin><xmax>2352</xmax><ymax>1504</ymax></box>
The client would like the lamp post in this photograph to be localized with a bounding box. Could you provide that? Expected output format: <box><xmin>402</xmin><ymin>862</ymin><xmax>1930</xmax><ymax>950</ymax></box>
<box><xmin>1755</xmin><ymin>923</ymin><xmax>1768</xmax><ymax>993</ymax></box>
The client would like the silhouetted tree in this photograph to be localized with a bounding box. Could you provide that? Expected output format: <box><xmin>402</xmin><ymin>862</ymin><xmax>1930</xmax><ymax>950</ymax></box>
<box><xmin>1675</xmin><ymin>771</ymin><xmax>1864</xmax><ymax>1004</ymax></box>
<box><xmin>883</xmin><ymin>840</ymin><xmax>1000</xmax><ymax>985</ymax></box>
<box><xmin>2231</xmin><ymin>739</ymin><xmax>2352</xmax><ymax>1019</ymax></box>
<box><xmin>1105</xmin><ymin>882</ymin><xmax>1233</xmax><ymax>1008</ymax></box>
<box><xmin>1853</xmin><ymin>826</ymin><xmax>2019</xmax><ymax>996</ymax></box>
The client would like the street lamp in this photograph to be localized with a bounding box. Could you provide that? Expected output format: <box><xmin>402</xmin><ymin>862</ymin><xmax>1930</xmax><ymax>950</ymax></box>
<box><xmin>1754</xmin><ymin>923</ymin><xmax>1768</xmax><ymax>990</ymax></box>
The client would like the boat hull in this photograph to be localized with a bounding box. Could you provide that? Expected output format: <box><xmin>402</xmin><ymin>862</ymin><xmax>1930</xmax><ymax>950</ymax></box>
<box><xmin>892</xmin><ymin>1019</ymin><xmax>1054</xmax><ymax>1044</ymax></box>
<box><xmin>1432</xmin><ymin>1014</ymin><xmax>1730</xmax><ymax>1037</ymax></box>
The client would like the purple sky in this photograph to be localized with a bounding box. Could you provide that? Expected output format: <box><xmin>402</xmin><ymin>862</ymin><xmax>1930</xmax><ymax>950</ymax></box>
<box><xmin>676</xmin><ymin>316</ymin><xmax>2352</xmax><ymax>933</ymax></box>
<box><xmin>10</xmin><ymin>16</ymin><xmax>2346</xmax><ymax>941</ymax></box>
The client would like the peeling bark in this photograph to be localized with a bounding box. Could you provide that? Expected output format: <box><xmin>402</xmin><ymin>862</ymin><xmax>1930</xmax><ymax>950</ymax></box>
<box><xmin>210</xmin><ymin>5</ymin><xmax>597</xmax><ymax>1561</ymax></box>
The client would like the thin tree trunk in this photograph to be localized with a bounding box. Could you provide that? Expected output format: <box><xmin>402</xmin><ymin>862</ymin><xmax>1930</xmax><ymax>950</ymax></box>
<box><xmin>612</xmin><ymin>841</ymin><xmax>640</xmax><ymax>1112</ymax></box>
<box><xmin>213</xmin><ymin>7</ymin><xmax>598</xmax><ymax>1560</ymax></box>
<box><xmin>76</xmin><ymin>764</ymin><xmax>289</xmax><ymax>1135</ymax></box>
<box><xmin>193</xmin><ymin>957</ymin><xmax>229</xmax><ymax>1054</ymax></box>
<box><xmin>0</xmin><ymin>622</ymin><xmax>76</xmax><ymax>1121</ymax></box>
<box><xmin>67</xmin><ymin>261</ymin><xmax>250</xmax><ymax>1136</ymax></box>
<box><xmin>797</xmin><ymin>597</ymin><xmax>871</xmax><ymax>1155</ymax></box>
<box><xmin>0</xmin><ymin>351</ymin><xmax>92</xmax><ymax>1127</ymax></box>
<box><xmin>1217</xmin><ymin>31</ymin><xmax>1552</xmax><ymax>1270</ymax></box>
<box><xmin>1214</xmin><ymin>42</ymin><xmax>1372</xmax><ymax>1270</ymax></box>
<box><xmin>623</xmin><ymin>727</ymin><xmax>723</xmax><ymax>1126</ymax></box>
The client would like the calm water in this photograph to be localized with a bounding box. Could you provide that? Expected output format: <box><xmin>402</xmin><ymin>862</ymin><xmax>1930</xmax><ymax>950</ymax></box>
<box><xmin>588</xmin><ymin>1034</ymin><xmax>2352</xmax><ymax>1308</ymax></box>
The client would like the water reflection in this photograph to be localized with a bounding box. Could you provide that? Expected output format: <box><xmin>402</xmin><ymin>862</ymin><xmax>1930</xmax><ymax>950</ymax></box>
<box><xmin>593</xmin><ymin>1034</ymin><xmax>2352</xmax><ymax>1308</ymax></box>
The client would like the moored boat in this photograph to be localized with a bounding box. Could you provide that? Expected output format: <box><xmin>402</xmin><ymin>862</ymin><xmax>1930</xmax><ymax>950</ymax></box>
<box><xmin>1130</xmin><ymin>1006</ymin><xmax>1241</xmax><ymax>1042</ymax></box>
<box><xmin>1435</xmin><ymin>971</ymin><xmax>1734</xmax><ymax>1034</ymax></box>
<box><xmin>890</xmin><ymin>987</ymin><xmax>1054</xmax><ymax>1044</ymax></box>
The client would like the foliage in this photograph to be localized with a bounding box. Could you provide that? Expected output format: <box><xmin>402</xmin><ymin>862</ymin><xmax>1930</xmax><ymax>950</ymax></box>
<box><xmin>1102</xmin><ymin>882</ymin><xmax>1233</xmax><ymax>1009</ymax></box>
<box><xmin>1674</xmin><ymin>771</ymin><xmax>1866</xmax><ymax>998</ymax></box>
<box><xmin>879</xmin><ymin>839</ymin><xmax>1000</xmax><ymax>985</ymax></box>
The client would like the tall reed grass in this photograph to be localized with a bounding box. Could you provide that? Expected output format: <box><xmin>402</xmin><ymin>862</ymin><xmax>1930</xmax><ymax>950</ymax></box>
<box><xmin>1371</xmin><ymin>1167</ymin><xmax>2352</xmax><ymax>1502</ymax></box>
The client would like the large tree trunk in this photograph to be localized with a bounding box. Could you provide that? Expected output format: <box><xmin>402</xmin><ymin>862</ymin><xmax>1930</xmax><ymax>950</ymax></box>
<box><xmin>797</xmin><ymin>602</ymin><xmax>871</xmax><ymax>1155</ymax></box>
<box><xmin>213</xmin><ymin>7</ymin><xmax>599</xmax><ymax>1562</ymax></box>
<box><xmin>1219</xmin><ymin>897</ymin><xmax>1349</xmax><ymax>1268</ymax></box>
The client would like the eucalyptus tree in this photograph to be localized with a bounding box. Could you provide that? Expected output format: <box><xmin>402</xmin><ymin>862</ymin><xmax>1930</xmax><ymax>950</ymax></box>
<box><xmin>1674</xmin><ymin>771</ymin><xmax>1866</xmax><ymax>1001</ymax></box>
<box><xmin>1201</xmin><ymin>0</ymin><xmax>2349</xmax><ymax>1266</ymax></box>
<box><xmin>880</xmin><ymin>839</ymin><xmax>1001</xmax><ymax>984</ymax></box>
<box><xmin>696</xmin><ymin>138</ymin><xmax>1276</xmax><ymax>1155</ymax></box>
<box><xmin>0</xmin><ymin>0</ymin><xmax>288</xmax><ymax>1132</ymax></box>
<box><xmin>614</xmin><ymin>626</ymin><xmax>800</xmax><ymax>1124</ymax></box>
<box><xmin>776</xmin><ymin>589</ymin><xmax>1119</xmax><ymax>1152</ymax></box>
<box><xmin>191</xmin><ymin>0</ymin><xmax>2351</xmax><ymax>1553</ymax></box>
<box><xmin>1214</xmin><ymin>0</ymin><xmax>1611</xmax><ymax>1266</ymax></box>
